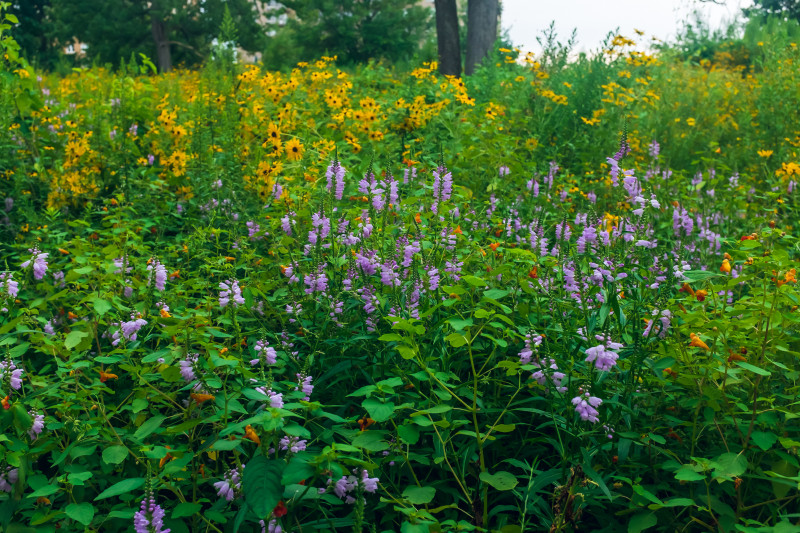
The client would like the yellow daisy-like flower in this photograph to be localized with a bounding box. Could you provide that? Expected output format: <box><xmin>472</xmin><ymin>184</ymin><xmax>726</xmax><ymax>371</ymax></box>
<box><xmin>285</xmin><ymin>138</ymin><xmax>304</xmax><ymax>161</ymax></box>
<box><xmin>757</xmin><ymin>149</ymin><xmax>773</xmax><ymax>158</ymax></box>
<box><xmin>686</xmin><ymin>117</ymin><xmax>696</xmax><ymax>127</ymax></box>
<box><xmin>266</xmin><ymin>123</ymin><xmax>281</xmax><ymax>142</ymax></box>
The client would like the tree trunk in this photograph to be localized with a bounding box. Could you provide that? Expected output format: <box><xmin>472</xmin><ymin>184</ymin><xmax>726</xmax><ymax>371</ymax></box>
<box><xmin>434</xmin><ymin>0</ymin><xmax>461</xmax><ymax>77</ymax></box>
<box><xmin>151</xmin><ymin>17</ymin><xmax>172</xmax><ymax>73</ymax></box>
<box><xmin>465</xmin><ymin>0</ymin><xmax>498</xmax><ymax>76</ymax></box>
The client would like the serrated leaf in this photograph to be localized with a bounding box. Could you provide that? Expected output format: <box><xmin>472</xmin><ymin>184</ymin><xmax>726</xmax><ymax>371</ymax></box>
<box><xmin>398</xmin><ymin>425</ymin><xmax>420</xmax><ymax>445</ymax></box>
<box><xmin>713</xmin><ymin>453</ymin><xmax>747</xmax><ymax>479</ymax></box>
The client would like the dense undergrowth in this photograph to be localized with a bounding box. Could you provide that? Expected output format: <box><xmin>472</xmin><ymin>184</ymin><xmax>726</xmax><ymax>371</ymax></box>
<box><xmin>2</xmin><ymin>8</ymin><xmax>800</xmax><ymax>533</ymax></box>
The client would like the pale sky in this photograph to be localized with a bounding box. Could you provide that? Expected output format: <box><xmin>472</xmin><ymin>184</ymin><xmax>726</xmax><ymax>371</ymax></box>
<box><xmin>501</xmin><ymin>0</ymin><xmax>753</xmax><ymax>54</ymax></box>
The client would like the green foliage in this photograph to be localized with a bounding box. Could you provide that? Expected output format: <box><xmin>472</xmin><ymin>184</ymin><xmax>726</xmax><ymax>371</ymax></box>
<box><xmin>264</xmin><ymin>0</ymin><xmax>433</xmax><ymax>67</ymax></box>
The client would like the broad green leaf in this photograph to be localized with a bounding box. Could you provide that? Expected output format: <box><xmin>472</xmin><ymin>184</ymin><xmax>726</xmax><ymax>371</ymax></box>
<box><xmin>133</xmin><ymin>415</ymin><xmax>166</xmax><ymax>440</ymax></box>
<box><xmin>751</xmin><ymin>431</ymin><xmax>778</xmax><ymax>451</ymax></box>
<box><xmin>281</xmin><ymin>456</ymin><xmax>314</xmax><ymax>486</ymax></box>
<box><xmin>65</xmin><ymin>330</ymin><xmax>89</xmax><ymax>350</ymax></box>
<box><xmin>628</xmin><ymin>512</ymin><xmax>657</xmax><ymax>533</ymax></box>
<box><xmin>352</xmin><ymin>431</ymin><xmax>390</xmax><ymax>452</ymax></box>
<box><xmin>65</xmin><ymin>503</ymin><xmax>95</xmax><ymax>526</ymax></box>
<box><xmin>402</xmin><ymin>485</ymin><xmax>436</xmax><ymax>505</ymax></box>
<box><xmin>172</xmin><ymin>502</ymin><xmax>201</xmax><ymax>519</ymax></box>
<box><xmin>735</xmin><ymin>361</ymin><xmax>771</xmax><ymax>376</ymax></box>
<box><xmin>398</xmin><ymin>425</ymin><xmax>420</xmax><ymax>445</ymax></box>
<box><xmin>242</xmin><ymin>455</ymin><xmax>284</xmax><ymax>518</ymax></box>
<box><xmin>102</xmin><ymin>446</ymin><xmax>128</xmax><ymax>465</ymax></box>
<box><xmin>479</xmin><ymin>470</ymin><xmax>518</xmax><ymax>491</ymax></box>
<box><xmin>94</xmin><ymin>478</ymin><xmax>145</xmax><ymax>500</ymax></box>
<box><xmin>362</xmin><ymin>398</ymin><xmax>395</xmax><ymax>423</ymax></box>
<box><xmin>713</xmin><ymin>453</ymin><xmax>747</xmax><ymax>479</ymax></box>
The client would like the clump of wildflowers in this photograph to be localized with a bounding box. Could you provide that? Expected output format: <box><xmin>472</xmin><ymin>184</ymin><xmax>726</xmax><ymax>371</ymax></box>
<box><xmin>0</xmin><ymin>357</ymin><xmax>23</xmax><ymax>394</ymax></box>
<box><xmin>214</xmin><ymin>466</ymin><xmax>243</xmax><ymax>501</ymax></box>
<box><xmin>28</xmin><ymin>411</ymin><xmax>45</xmax><ymax>440</ymax></box>
<box><xmin>133</xmin><ymin>490</ymin><xmax>171</xmax><ymax>533</ymax></box>
<box><xmin>147</xmin><ymin>259</ymin><xmax>167</xmax><ymax>291</ymax></box>
<box><xmin>0</xmin><ymin>466</ymin><xmax>19</xmax><ymax>493</ymax></box>
<box><xmin>572</xmin><ymin>392</ymin><xmax>602</xmax><ymax>423</ymax></box>
<box><xmin>251</xmin><ymin>339</ymin><xmax>277</xmax><ymax>366</ymax></box>
<box><xmin>0</xmin><ymin>272</ymin><xmax>19</xmax><ymax>312</ymax></box>
<box><xmin>219</xmin><ymin>279</ymin><xmax>245</xmax><ymax>308</ymax></box>
<box><xmin>296</xmin><ymin>373</ymin><xmax>313</xmax><ymax>401</ymax></box>
<box><xmin>20</xmin><ymin>248</ymin><xmax>48</xmax><ymax>280</ymax></box>
<box><xmin>110</xmin><ymin>314</ymin><xmax>147</xmax><ymax>346</ymax></box>
<box><xmin>179</xmin><ymin>353</ymin><xmax>199</xmax><ymax>382</ymax></box>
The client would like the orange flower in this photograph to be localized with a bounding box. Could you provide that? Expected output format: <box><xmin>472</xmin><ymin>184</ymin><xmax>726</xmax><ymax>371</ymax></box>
<box><xmin>679</xmin><ymin>283</ymin><xmax>695</xmax><ymax>297</ymax></box>
<box><xmin>36</xmin><ymin>496</ymin><xmax>51</xmax><ymax>505</ymax></box>
<box><xmin>219</xmin><ymin>348</ymin><xmax>228</xmax><ymax>355</ymax></box>
<box><xmin>528</xmin><ymin>267</ymin><xmax>538</xmax><ymax>279</ymax></box>
<box><xmin>160</xmin><ymin>447</ymin><xmax>174</xmax><ymax>468</ymax></box>
<box><xmin>225</xmin><ymin>256</ymin><xmax>236</xmax><ymax>262</ymax></box>
<box><xmin>243</xmin><ymin>424</ymin><xmax>261</xmax><ymax>444</ymax></box>
<box><xmin>99</xmin><ymin>370</ymin><xmax>119</xmax><ymax>382</ymax></box>
<box><xmin>160</xmin><ymin>308</ymin><xmax>172</xmax><ymax>318</ymax></box>
<box><xmin>68</xmin><ymin>311</ymin><xmax>79</xmax><ymax>320</ymax></box>
<box><xmin>720</xmin><ymin>259</ymin><xmax>731</xmax><ymax>273</ymax></box>
<box><xmin>451</xmin><ymin>225</ymin><xmax>462</xmax><ymax>235</ymax></box>
<box><xmin>1</xmin><ymin>396</ymin><xmax>10</xmax><ymax>410</ymax></box>
<box><xmin>694</xmin><ymin>289</ymin><xmax>708</xmax><ymax>302</ymax></box>
<box><xmin>169</xmin><ymin>270</ymin><xmax>181</xmax><ymax>279</ymax></box>
<box><xmin>689</xmin><ymin>333</ymin><xmax>710</xmax><ymax>350</ymax></box>
<box><xmin>727</xmin><ymin>350</ymin><xmax>747</xmax><ymax>363</ymax></box>
<box><xmin>489</xmin><ymin>243</ymin><xmax>500</xmax><ymax>252</ymax></box>
<box><xmin>191</xmin><ymin>393</ymin><xmax>215</xmax><ymax>406</ymax></box>
<box><xmin>358</xmin><ymin>417</ymin><xmax>376</xmax><ymax>431</ymax></box>
<box><xmin>414</xmin><ymin>213</ymin><xmax>421</xmax><ymax>224</ymax></box>
<box><xmin>58</xmin><ymin>248</ymin><xmax>70</xmax><ymax>255</ymax></box>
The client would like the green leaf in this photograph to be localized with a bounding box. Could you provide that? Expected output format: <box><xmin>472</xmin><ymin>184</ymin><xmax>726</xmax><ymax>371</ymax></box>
<box><xmin>91</xmin><ymin>297</ymin><xmax>113</xmax><ymax>316</ymax></box>
<box><xmin>628</xmin><ymin>512</ymin><xmax>657</xmax><ymax>533</ymax></box>
<box><xmin>445</xmin><ymin>332</ymin><xmax>468</xmax><ymax>347</ymax></box>
<box><xmin>362</xmin><ymin>398</ymin><xmax>395</xmax><ymax>423</ymax></box>
<box><xmin>675</xmin><ymin>465</ymin><xmax>705</xmax><ymax>481</ymax></box>
<box><xmin>479</xmin><ymin>471</ymin><xmax>518</xmax><ymax>491</ymax></box>
<box><xmin>402</xmin><ymin>485</ymin><xmax>436</xmax><ymax>505</ymax></box>
<box><xmin>133</xmin><ymin>415</ymin><xmax>166</xmax><ymax>440</ymax></box>
<box><xmin>462</xmin><ymin>275</ymin><xmax>487</xmax><ymax>287</ymax></box>
<box><xmin>752</xmin><ymin>431</ymin><xmax>779</xmax><ymax>451</ymax></box>
<box><xmin>713</xmin><ymin>453</ymin><xmax>748</xmax><ymax>479</ymax></box>
<box><xmin>102</xmin><ymin>446</ymin><xmax>128</xmax><ymax>465</ymax></box>
<box><xmin>484</xmin><ymin>288</ymin><xmax>509</xmax><ymax>300</ymax></box>
<box><xmin>352</xmin><ymin>430</ymin><xmax>391</xmax><ymax>452</ymax></box>
<box><xmin>212</xmin><ymin>439</ymin><xmax>242</xmax><ymax>451</ymax></box>
<box><xmin>65</xmin><ymin>503</ymin><xmax>95</xmax><ymax>526</ymax></box>
<box><xmin>94</xmin><ymin>478</ymin><xmax>145</xmax><ymax>500</ymax></box>
<box><xmin>281</xmin><ymin>456</ymin><xmax>314</xmax><ymax>485</ymax></box>
<box><xmin>242</xmin><ymin>455</ymin><xmax>284</xmax><ymax>518</ymax></box>
<box><xmin>448</xmin><ymin>317</ymin><xmax>473</xmax><ymax>330</ymax></box>
<box><xmin>735</xmin><ymin>361</ymin><xmax>771</xmax><ymax>376</ymax></box>
<box><xmin>398</xmin><ymin>425</ymin><xmax>420</xmax><ymax>445</ymax></box>
<box><xmin>172</xmin><ymin>502</ymin><xmax>201</xmax><ymax>519</ymax></box>
<box><xmin>65</xmin><ymin>330</ymin><xmax>89</xmax><ymax>350</ymax></box>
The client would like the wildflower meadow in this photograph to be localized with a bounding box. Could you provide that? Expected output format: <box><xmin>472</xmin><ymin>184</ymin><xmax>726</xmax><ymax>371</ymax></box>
<box><xmin>2</xmin><ymin>4</ymin><xmax>800</xmax><ymax>532</ymax></box>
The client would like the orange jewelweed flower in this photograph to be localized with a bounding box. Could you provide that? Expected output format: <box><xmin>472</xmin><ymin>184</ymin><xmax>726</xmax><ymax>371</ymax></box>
<box><xmin>414</xmin><ymin>213</ymin><xmax>421</xmax><ymax>224</ymax></box>
<box><xmin>1</xmin><ymin>396</ymin><xmax>10</xmax><ymax>410</ymax></box>
<box><xmin>528</xmin><ymin>267</ymin><xmax>538</xmax><ymax>279</ymax></box>
<box><xmin>191</xmin><ymin>393</ymin><xmax>215</xmax><ymax>406</ymax></box>
<box><xmin>58</xmin><ymin>248</ymin><xmax>69</xmax><ymax>255</ymax></box>
<box><xmin>451</xmin><ymin>225</ymin><xmax>462</xmax><ymax>235</ymax></box>
<box><xmin>694</xmin><ymin>289</ymin><xmax>708</xmax><ymax>302</ymax></box>
<box><xmin>489</xmin><ymin>243</ymin><xmax>500</xmax><ymax>252</ymax></box>
<box><xmin>160</xmin><ymin>308</ymin><xmax>172</xmax><ymax>318</ymax></box>
<box><xmin>160</xmin><ymin>447</ymin><xmax>174</xmax><ymax>468</ymax></box>
<box><xmin>358</xmin><ymin>417</ymin><xmax>376</xmax><ymax>431</ymax></box>
<box><xmin>720</xmin><ymin>259</ymin><xmax>731</xmax><ymax>273</ymax></box>
<box><xmin>68</xmin><ymin>311</ymin><xmax>79</xmax><ymax>320</ymax></box>
<box><xmin>243</xmin><ymin>424</ymin><xmax>261</xmax><ymax>444</ymax></box>
<box><xmin>679</xmin><ymin>283</ymin><xmax>695</xmax><ymax>297</ymax></box>
<box><xmin>273</xmin><ymin>501</ymin><xmax>288</xmax><ymax>518</ymax></box>
<box><xmin>169</xmin><ymin>270</ymin><xmax>181</xmax><ymax>279</ymax></box>
<box><xmin>99</xmin><ymin>370</ymin><xmax>119</xmax><ymax>382</ymax></box>
<box><xmin>689</xmin><ymin>333</ymin><xmax>710</xmax><ymax>350</ymax></box>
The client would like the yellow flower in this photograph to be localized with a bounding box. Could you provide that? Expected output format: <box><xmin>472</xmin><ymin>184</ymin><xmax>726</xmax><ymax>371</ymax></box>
<box><xmin>757</xmin><ymin>150</ymin><xmax>773</xmax><ymax>158</ymax></box>
<box><xmin>285</xmin><ymin>138</ymin><xmax>304</xmax><ymax>161</ymax></box>
<box><xmin>686</xmin><ymin>118</ymin><xmax>696</xmax><ymax>127</ymax></box>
